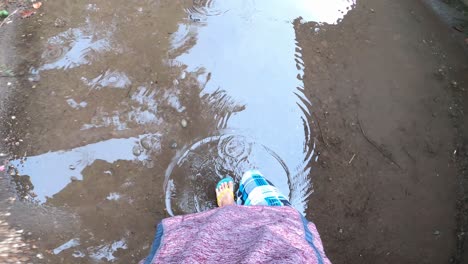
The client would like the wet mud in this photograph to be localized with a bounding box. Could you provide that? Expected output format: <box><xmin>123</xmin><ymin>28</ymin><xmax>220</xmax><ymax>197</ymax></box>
<box><xmin>2</xmin><ymin>0</ymin><xmax>355</xmax><ymax>262</ymax></box>
<box><xmin>0</xmin><ymin>0</ymin><xmax>467</xmax><ymax>263</ymax></box>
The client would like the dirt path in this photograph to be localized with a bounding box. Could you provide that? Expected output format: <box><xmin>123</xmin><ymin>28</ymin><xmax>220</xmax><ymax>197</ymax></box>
<box><xmin>298</xmin><ymin>0</ymin><xmax>468</xmax><ymax>263</ymax></box>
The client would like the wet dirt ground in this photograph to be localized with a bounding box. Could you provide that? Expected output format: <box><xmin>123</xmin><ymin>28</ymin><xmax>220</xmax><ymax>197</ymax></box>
<box><xmin>0</xmin><ymin>0</ymin><xmax>468</xmax><ymax>263</ymax></box>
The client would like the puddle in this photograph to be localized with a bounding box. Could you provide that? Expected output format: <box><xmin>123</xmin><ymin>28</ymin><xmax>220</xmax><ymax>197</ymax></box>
<box><xmin>10</xmin><ymin>135</ymin><xmax>154</xmax><ymax>202</ymax></box>
<box><xmin>40</xmin><ymin>27</ymin><xmax>113</xmax><ymax>71</ymax></box>
<box><xmin>166</xmin><ymin>0</ymin><xmax>355</xmax><ymax>213</ymax></box>
<box><xmin>7</xmin><ymin>0</ymin><xmax>355</xmax><ymax>262</ymax></box>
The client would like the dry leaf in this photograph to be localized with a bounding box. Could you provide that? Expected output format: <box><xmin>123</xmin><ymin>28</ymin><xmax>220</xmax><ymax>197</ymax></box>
<box><xmin>32</xmin><ymin>2</ymin><xmax>42</xmax><ymax>9</ymax></box>
<box><xmin>20</xmin><ymin>10</ymin><xmax>35</xmax><ymax>18</ymax></box>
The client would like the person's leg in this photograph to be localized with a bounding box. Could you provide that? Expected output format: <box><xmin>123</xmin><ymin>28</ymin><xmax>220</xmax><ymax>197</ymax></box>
<box><xmin>236</xmin><ymin>169</ymin><xmax>291</xmax><ymax>206</ymax></box>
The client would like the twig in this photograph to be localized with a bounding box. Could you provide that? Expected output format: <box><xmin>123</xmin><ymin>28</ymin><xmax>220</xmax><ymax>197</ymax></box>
<box><xmin>0</xmin><ymin>74</ymin><xmax>24</xmax><ymax>77</ymax></box>
<box><xmin>357</xmin><ymin>116</ymin><xmax>402</xmax><ymax>169</ymax></box>
<box><xmin>402</xmin><ymin>146</ymin><xmax>415</xmax><ymax>163</ymax></box>
<box><xmin>0</xmin><ymin>8</ymin><xmax>18</xmax><ymax>28</ymax></box>
<box><xmin>348</xmin><ymin>153</ymin><xmax>356</xmax><ymax>164</ymax></box>
<box><xmin>312</xmin><ymin>112</ymin><xmax>327</xmax><ymax>146</ymax></box>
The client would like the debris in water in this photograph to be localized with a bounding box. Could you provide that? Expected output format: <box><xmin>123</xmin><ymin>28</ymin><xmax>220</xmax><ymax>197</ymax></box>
<box><xmin>0</xmin><ymin>165</ymin><xmax>4</xmax><ymax>172</ymax></box>
<box><xmin>69</xmin><ymin>165</ymin><xmax>76</xmax><ymax>170</ymax></box>
<box><xmin>189</xmin><ymin>15</ymin><xmax>201</xmax><ymax>22</ymax></box>
<box><xmin>181</xmin><ymin>119</ymin><xmax>188</xmax><ymax>128</ymax></box>
<box><xmin>20</xmin><ymin>10</ymin><xmax>36</xmax><ymax>19</ymax></box>
<box><xmin>348</xmin><ymin>153</ymin><xmax>356</xmax><ymax>164</ymax></box>
<box><xmin>32</xmin><ymin>2</ymin><xmax>42</xmax><ymax>9</ymax></box>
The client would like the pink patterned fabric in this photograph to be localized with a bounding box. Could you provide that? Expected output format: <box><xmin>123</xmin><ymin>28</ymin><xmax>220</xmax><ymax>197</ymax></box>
<box><xmin>142</xmin><ymin>205</ymin><xmax>331</xmax><ymax>264</ymax></box>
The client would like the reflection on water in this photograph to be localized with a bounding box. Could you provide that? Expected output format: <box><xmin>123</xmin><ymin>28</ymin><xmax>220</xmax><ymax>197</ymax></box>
<box><xmin>166</xmin><ymin>0</ymin><xmax>355</xmax><ymax>213</ymax></box>
<box><xmin>10</xmin><ymin>135</ymin><xmax>152</xmax><ymax>202</ymax></box>
<box><xmin>8</xmin><ymin>0</ymin><xmax>355</xmax><ymax>262</ymax></box>
<box><xmin>82</xmin><ymin>70</ymin><xmax>131</xmax><ymax>90</ymax></box>
<box><xmin>40</xmin><ymin>27</ymin><xmax>113</xmax><ymax>70</ymax></box>
<box><xmin>88</xmin><ymin>239</ymin><xmax>128</xmax><ymax>262</ymax></box>
<box><xmin>51</xmin><ymin>237</ymin><xmax>127</xmax><ymax>261</ymax></box>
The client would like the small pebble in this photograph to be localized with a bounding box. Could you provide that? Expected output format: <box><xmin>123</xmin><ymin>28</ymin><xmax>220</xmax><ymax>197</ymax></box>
<box><xmin>433</xmin><ymin>230</ymin><xmax>440</xmax><ymax>236</ymax></box>
<box><xmin>170</xmin><ymin>141</ymin><xmax>178</xmax><ymax>149</ymax></box>
<box><xmin>437</xmin><ymin>68</ymin><xmax>446</xmax><ymax>78</ymax></box>
<box><xmin>451</xmin><ymin>81</ymin><xmax>458</xmax><ymax>88</ymax></box>
<box><xmin>7</xmin><ymin>82</ymin><xmax>12</xmax><ymax>86</ymax></box>
<box><xmin>11</xmin><ymin>115</ymin><xmax>16</xmax><ymax>120</ymax></box>
<box><xmin>141</xmin><ymin>137</ymin><xmax>152</xmax><ymax>150</ymax></box>
<box><xmin>70</xmin><ymin>176</ymin><xmax>78</xmax><ymax>182</ymax></box>
<box><xmin>181</xmin><ymin>119</ymin><xmax>188</xmax><ymax>128</ymax></box>
<box><xmin>54</xmin><ymin>17</ymin><xmax>66</xmax><ymax>27</ymax></box>
<box><xmin>132</xmin><ymin>145</ymin><xmax>143</xmax><ymax>156</ymax></box>
<box><xmin>19</xmin><ymin>257</ymin><xmax>30</xmax><ymax>262</ymax></box>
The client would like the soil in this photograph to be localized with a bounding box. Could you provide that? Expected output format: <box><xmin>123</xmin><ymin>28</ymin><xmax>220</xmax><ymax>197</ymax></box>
<box><xmin>0</xmin><ymin>0</ymin><xmax>467</xmax><ymax>263</ymax></box>
<box><xmin>299</xmin><ymin>0</ymin><xmax>468</xmax><ymax>263</ymax></box>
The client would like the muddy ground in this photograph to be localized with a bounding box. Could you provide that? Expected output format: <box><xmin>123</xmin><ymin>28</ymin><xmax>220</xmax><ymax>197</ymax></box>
<box><xmin>0</xmin><ymin>0</ymin><xmax>467</xmax><ymax>263</ymax></box>
<box><xmin>299</xmin><ymin>0</ymin><xmax>468</xmax><ymax>263</ymax></box>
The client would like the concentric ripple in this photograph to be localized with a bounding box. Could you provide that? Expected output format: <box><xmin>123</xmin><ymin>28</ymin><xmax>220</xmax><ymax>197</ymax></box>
<box><xmin>164</xmin><ymin>132</ymin><xmax>292</xmax><ymax>216</ymax></box>
<box><xmin>186</xmin><ymin>0</ymin><xmax>228</xmax><ymax>18</ymax></box>
<box><xmin>42</xmin><ymin>44</ymin><xmax>69</xmax><ymax>64</ymax></box>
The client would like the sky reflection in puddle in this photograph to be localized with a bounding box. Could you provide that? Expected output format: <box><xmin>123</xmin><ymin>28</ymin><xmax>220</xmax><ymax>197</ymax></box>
<box><xmin>40</xmin><ymin>26</ymin><xmax>113</xmax><ymax>71</ymax></box>
<box><xmin>167</xmin><ymin>0</ymin><xmax>355</xmax><ymax>212</ymax></box>
<box><xmin>10</xmin><ymin>135</ymin><xmax>152</xmax><ymax>203</ymax></box>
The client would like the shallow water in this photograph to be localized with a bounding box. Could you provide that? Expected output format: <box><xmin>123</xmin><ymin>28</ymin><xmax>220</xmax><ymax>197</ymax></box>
<box><xmin>7</xmin><ymin>0</ymin><xmax>354</xmax><ymax>262</ymax></box>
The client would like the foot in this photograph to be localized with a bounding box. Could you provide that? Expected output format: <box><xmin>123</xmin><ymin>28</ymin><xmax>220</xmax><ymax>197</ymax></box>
<box><xmin>216</xmin><ymin>180</ymin><xmax>235</xmax><ymax>207</ymax></box>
